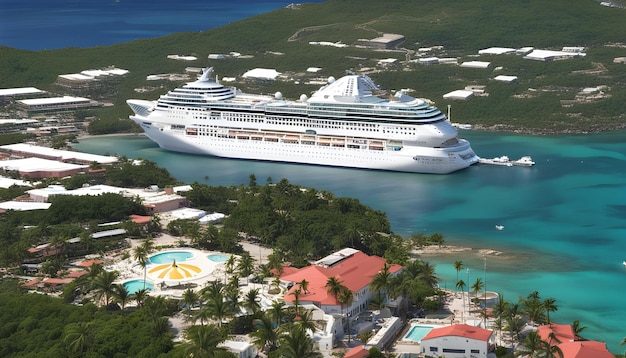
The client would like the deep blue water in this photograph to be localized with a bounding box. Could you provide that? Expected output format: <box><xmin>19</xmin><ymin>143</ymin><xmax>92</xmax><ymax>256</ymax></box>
<box><xmin>0</xmin><ymin>0</ymin><xmax>323</xmax><ymax>50</ymax></box>
<box><xmin>73</xmin><ymin>130</ymin><xmax>626</xmax><ymax>352</ymax></box>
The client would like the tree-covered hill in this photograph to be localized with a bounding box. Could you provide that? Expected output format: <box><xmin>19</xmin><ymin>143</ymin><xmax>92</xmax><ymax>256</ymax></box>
<box><xmin>1</xmin><ymin>0</ymin><xmax>625</xmax><ymax>133</ymax></box>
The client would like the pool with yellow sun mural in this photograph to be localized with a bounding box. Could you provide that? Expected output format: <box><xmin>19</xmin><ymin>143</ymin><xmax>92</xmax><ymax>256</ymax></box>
<box><xmin>142</xmin><ymin>249</ymin><xmax>232</xmax><ymax>284</ymax></box>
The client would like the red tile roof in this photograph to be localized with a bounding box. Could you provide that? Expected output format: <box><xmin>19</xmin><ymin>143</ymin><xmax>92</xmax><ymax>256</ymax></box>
<box><xmin>130</xmin><ymin>214</ymin><xmax>151</xmax><ymax>224</ymax></box>
<box><xmin>280</xmin><ymin>250</ymin><xmax>402</xmax><ymax>305</ymax></box>
<box><xmin>557</xmin><ymin>341</ymin><xmax>613</xmax><ymax>358</ymax></box>
<box><xmin>422</xmin><ymin>324</ymin><xmax>492</xmax><ymax>342</ymax></box>
<box><xmin>537</xmin><ymin>324</ymin><xmax>577</xmax><ymax>345</ymax></box>
<box><xmin>77</xmin><ymin>259</ymin><xmax>103</xmax><ymax>268</ymax></box>
<box><xmin>344</xmin><ymin>346</ymin><xmax>370</xmax><ymax>358</ymax></box>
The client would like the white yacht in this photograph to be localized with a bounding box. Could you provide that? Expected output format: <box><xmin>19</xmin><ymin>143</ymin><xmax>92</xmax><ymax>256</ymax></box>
<box><xmin>127</xmin><ymin>68</ymin><xmax>479</xmax><ymax>174</ymax></box>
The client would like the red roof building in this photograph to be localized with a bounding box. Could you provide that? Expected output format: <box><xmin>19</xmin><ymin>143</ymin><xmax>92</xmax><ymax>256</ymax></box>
<box><xmin>420</xmin><ymin>324</ymin><xmax>493</xmax><ymax>358</ymax></box>
<box><xmin>557</xmin><ymin>340</ymin><xmax>614</xmax><ymax>358</ymax></box>
<box><xmin>537</xmin><ymin>324</ymin><xmax>577</xmax><ymax>345</ymax></box>
<box><xmin>280</xmin><ymin>248</ymin><xmax>402</xmax><ymax>317</ymax></box>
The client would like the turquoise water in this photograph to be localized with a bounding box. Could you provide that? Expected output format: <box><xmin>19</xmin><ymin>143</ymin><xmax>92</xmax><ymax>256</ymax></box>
<box><xmin>149</xmin><ymin>251</ymin><xmax>193</xmax><ymax>264</ymax></box>
<box><xmin>123</xmin><ymin>279</ymin><xmax>154</xmax><ymax>294</ymax></box>
<box><xmin>207</xmin><ymin>254</ymin><xmax>229</xmax><ymax>263</ymax></box>
<box><xmin>404</xmin><ymin>325</ymin><xmax>435</xmax><ymax>343</ymax></box>
<box><xmin>73</xmin><ymin>131</ymin><xmax>626</xmax><ymax>352</ymax></box>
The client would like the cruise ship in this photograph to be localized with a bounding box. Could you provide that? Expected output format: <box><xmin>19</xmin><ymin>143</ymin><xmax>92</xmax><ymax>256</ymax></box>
<box><xmin>127</xmin><ymin>68</ymin><xmax>479</xmax><ymax>174</ymax></box>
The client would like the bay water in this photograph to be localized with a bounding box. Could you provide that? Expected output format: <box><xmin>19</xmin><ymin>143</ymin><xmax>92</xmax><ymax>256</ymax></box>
<box><xmin>0</xmin><ymin>0</ymin><xmax>323</xmax><ymax>50</ymax></box>
<box><xmin>73</xmin><ymin>130</ymin><xmax>626</xmax><ymax>352</ymax></box>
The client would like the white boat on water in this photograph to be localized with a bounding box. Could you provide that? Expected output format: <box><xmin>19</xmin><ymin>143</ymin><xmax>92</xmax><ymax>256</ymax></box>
<box><xmin>495</xmin><ymin>225</ymin><xmax>504</xmax><ymax>230</ymax></box>
<box><xmin>478</xmin><ymin>156</ymin><xmax>513</xmax><ymax>166</ymax></box>
<box><xmin>512</xmin><ymin>156</ymin><xmax>535</xmax><ymax>166</ymax></box>
<box><xmin>127</xmin><ymin>67</ymin><xmax>479</xmax><ymax>174</ymax></box>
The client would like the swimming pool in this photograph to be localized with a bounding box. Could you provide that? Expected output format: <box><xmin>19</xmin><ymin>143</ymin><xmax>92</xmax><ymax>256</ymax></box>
<box><xmin>207</xmin><ymin>254</ymin><xmax>229</xmax><ymax>263</ymax></box>
<box><xmin>149</xmin><ymin>251</ymin><xmax>193</xmax><ymax>264</ymax></box>
<box><xmin>404</xmin><ymin>325</ymin><xmax>435</xmax><ymax>343</ymax></box>
<box><xmin>123</xmin><ymin>279</ymin><xmax>154</xmax><ymax>294</ymax></box>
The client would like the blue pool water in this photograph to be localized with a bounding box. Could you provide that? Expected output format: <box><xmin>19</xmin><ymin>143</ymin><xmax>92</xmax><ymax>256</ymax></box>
<box><xmin>123</xmin><ymin>279</ymin><xmax>154</xmax><ymax>294</ymax></box>
<box><xmin>207</xmin><ymin>254</ymin><xmax>229</xmax><ymax>263</ymax></box>
<box><xmin>404</xmin><ymin>325</ymin><xmax>435</xmax><ymax>343</ymax></box>
<box><xmin>149</xmin><ymin>251</ymin><xmax>193</xmax><ymax>264</ymax></box>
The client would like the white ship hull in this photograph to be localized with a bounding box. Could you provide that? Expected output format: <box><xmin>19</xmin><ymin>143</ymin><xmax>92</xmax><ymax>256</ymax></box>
<box><xmin>127</xmin><ymin>69</ymin><xmax>479</xmax><ymax>174</ymax></box>
<box><xmin>132</xmin><ymin>118</ymin><xmax>476</xmax><ymax>174</ymax></box>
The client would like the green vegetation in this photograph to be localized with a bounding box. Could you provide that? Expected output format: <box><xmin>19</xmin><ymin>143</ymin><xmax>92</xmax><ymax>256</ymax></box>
<box><xmin>0</xmin><ymin>0</ymin><xmax>625</xmax><ymax>133</ymax></box>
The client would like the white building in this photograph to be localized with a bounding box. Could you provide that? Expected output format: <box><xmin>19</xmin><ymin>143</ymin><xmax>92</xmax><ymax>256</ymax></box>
<box><xmin>420</xmin><ymin>324</ymin><xmax>493</xmax><ymax>358</ymax></box>
<box><xmin>242</xmin><ymin>68</ymin><xmax>281</xmax><ymax>80</ymax></box>
<box><xmin>460</xmin><ymin>61</ymin><xmax>491</xmax><ymax>69</ymax></box>
<box><xmin>443</xmin><ymin>90</ymin><xmax>474</xmax><ymax>101</ymax></box>
<box><xmin>478</xmin><ymin>47</ymin><xmax>516</xmax><ymax>55</ymax></box>
<box><xmin>219</xmin><ymin>340</ymin><xmax>257</xmax><ymax>358</ymax></box>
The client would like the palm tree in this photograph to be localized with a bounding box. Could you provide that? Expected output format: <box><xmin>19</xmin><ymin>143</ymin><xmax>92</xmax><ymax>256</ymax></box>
<box><xmin>299</xmin><ymin>278</ymin><xmax>310</xmax><ymax>294</ymax></box>
<box><xmin>143</xmin><ymin>296</ymin><xmax>168</xmax><ymax>323</ymax></box>
<box><xmin>338</xmin><ymin>287</ymin><xmax>354</xmax><ymax>343</ymax></box>
<box><xmin>63</xmin><ymin>322</ymin><xmax>94</xmax><ymax>356</ymax></box>
<box><xmin>543</xmin><ymin>297</ymin><xmax>558</xmax><ymax>324</ymax></box>
<box><xmin>132</xmin><ymin>288</ymin><xmax>149</xmax><ymax>307</ymax></box>
<box><xmin>515</xmin><ymin>331</ymin><xmax>543</xmax><ymax>357</ymax></box>
<box><xmin>237</xmin><ymin>251</ymin><xmax>256</xmax><ymax>285</ymax></box>
<box><xmin>112</xmin><ymin>283</ymin><xmax>131</xmax><ymax>313</ymax></box>
<box><xmin>294</xmin><ymin>308</ymin><xmax>317</xmax><ymax>334</ymax></box>
<box><xmin>325</xmin><ymin>276</ymin><xmax>345</xmax><ymax>314</ymax></box>
<box><xmin>571</xmin><ymin>319</ymin><xmax>587</xmax><ymax>339</ymax></box>
<box><xmin>416</xmin><ymin>260</ymin><xmax>438</xmax><ymax>288</ymax></box>
<box><xmin>182</xmin><ymin>288</ymin><xmax>199</xmax><ymax>320</ymax></box>
<box><xmin>92</xmin><ymin>270</ymin><xmax>119</xmax><ymax>307</ymax></box>
<box><xmin>243</xmin><ymin>288</ymin><xmax>261</xmax><ymax>315</ymax></box>
<box><xmin>370</xmin><ymin>263</ymin><xmax>392</xmax><ymax>307</ymax></box>
<box><xmin>192</xmin><ymin>306</ymin><xmax>213</xmax><ymax>327</ymax></box>
<box><xmin>133</xmin><ymin>245</ymin><xmax>149</xmax><ymax>290</ymax></box>
<box><xmin>182</xmin><ymin>324</ymin><xmax>233</xmax><ymax>358</ymax></box>
<box><xmin>456</xmin><ymin>279</ymin><xmax>466</xmax><ymax>319</ymax></box>
<box><xmin>453</xmin><ymin>260</ymin><xmax>463</xmax><ymax>294</ymax></box>
<box><xmin>269</xmin><ymin>300</ymin><xmax>287</xmax><ymax>326</ymax></box>
<box><xmin>250</xmin><ymin>315</ymin><xmax>279</xmax><ymax>354</ymax></box>
<box><xmin>277</xmin><ymin>324</ymin><xmax>320</xmax><ymax>358</ymax></box>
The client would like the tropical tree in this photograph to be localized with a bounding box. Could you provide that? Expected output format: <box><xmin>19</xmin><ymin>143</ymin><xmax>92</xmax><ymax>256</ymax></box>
<box><xmin>453</xmin><ymin>260</ymin><xmax>463</xmax><ymax>294</ymax></box>
<box><xmin>237</xmin><ymin>251</ymin><xmax>255</xmax><ymax>285</ymax></box>
<box><xmin>133</xmin><ymin>244</ymin><xmax>149</xmax><ymax>290</ymax></box>
<box><xmin>515</xmin><ymin>331</ymin><xmax>544</xmax><ymax>358</ymax></box>
<box><xmin>112</xmin><ymin>283</ymin><xmax>131</xmax><ymax>312</ymax></box>
<box><xmin>143</xmin><ymin>295</ymin><xmax>169</xmax><ymax>323</ymax></box>
<box><xmin>370</xmin><ymin>262</ymin><xmax>392</xmax><ymax>307</ymax></box>
<box><xmin>276</xmin><ymin>324</ymin><xmax>321</xmax><ymax>358</ymax></box>
<box><xmin>571</xmin><ymin>319</ymin><xmax>587</xmax><ymax>338</ymax></box>
<box><xmin>243</xmin><ymin>288</ymin><xmax>261</xmax><ymax>315</ymax></box>
<box><xmin>63</xmin><ymin>322</ymin><xmax>94</xmax><ymax>356</ymax></box>
<box><xmin>182</xmin><ymin>324</ymin><xmax>235</xmax><ymax>358</ymax></box>
<box><xmin>250</xmin><ymin>314</ymin><xmax>279</xmax><ymax>354</ymax></box>
<box><xmin>269</xmin><ymin>300</ymin><xmax>287</xmax><ymax>326</ymax></box>
<box><xmin>326</xmin><ymin>276</ymin><xmax>345</xmax><ymax>313</ymax></box>
<box><xmin>91</xmin><ymin>270</ymin><xmax>119</xmax><ymax>307</ymax></box>
<box><xmin>338</xmin><ymin>287</ymin><xmax>354</xmax><ymax>343</ymax></box>
<box><xmin>299</xmin><ymin>278</ymin><xmax>309</xmax><ymax>294</ymax></box>
<box><xmin>543</xmin><ymin>297</ymin><xmax>558</xmax><ymax>324</ymax></box>
<box><xmin>133</xmin><ymin>288</ymin><xmax>149</xmax><ymax>307</ymax></box>
<box><xmin>182</xmin><ymin>288</ymin><xmax>200</xmax><ymax>320</ymax></box>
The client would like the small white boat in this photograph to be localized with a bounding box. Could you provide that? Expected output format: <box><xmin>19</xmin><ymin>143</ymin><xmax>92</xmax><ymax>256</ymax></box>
<box><xmin>495</xmin><ymin>225</ymin><xmax>504</xmax><ymax>231</ymax></box>
<box><xmin>623</xmin><ymin>261</ymin><xmax>626</xmax><ymax>267</ymax></box>
<box><xmin>478</xmin><ymin>156</ymin><xmax>513</xmax><ymax>166</ymax></box>
<box><xmin>512</xmin><ymin>156</ymin><xmax>535</xmax><ymax>167</ymax></box>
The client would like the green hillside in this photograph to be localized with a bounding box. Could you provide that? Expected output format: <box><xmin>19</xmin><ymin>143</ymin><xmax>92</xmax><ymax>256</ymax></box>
<box><xmin>1</xmin><ymin>0</ymin><xmax>625</xmax><ymax>133</ymax></box>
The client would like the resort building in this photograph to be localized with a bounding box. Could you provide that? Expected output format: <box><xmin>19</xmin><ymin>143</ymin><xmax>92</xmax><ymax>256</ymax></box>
<box><xmin>280</xmin><ymin>248</ymin><xmax>402</xmax><ymax>318</ymax></box>
<box><xmin>0</xmin><ymin>157</ymin><xmax>89</xmax><ymax>179</ymax></box>
<box><xmin>0</xmin><ymin>143</ymin><xmax>118</xmax><ymax>165</ymax></box>
<box><xmin>55</xmin><ymin>67</ymin><xmax>129</xmax><ymax>91</ymax></box>
<box><xmin>420</xmin><ymin>324</ymin><xmax>493</xmax><ymax>358</ymax></box>
<box><xmin>16</xmin><ymin>96</ymin><xmax>101</xmax><ymax>115</ymax></box>
<box><xmin>355</xmin><ymin>33</ymin><xmax>405</xmax><ymax>49</ymax></box>
<box><xmin>0</xmin><ymin>87</ymin><xmax>46</xmax><ymax>105</ymax></box>
<box><xmin>536</xmin><ymin>323</ymin><xmax>614</xmax><ymax>358</ymax></box>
